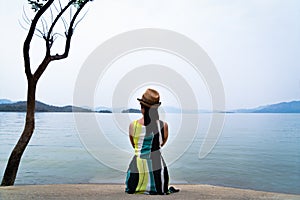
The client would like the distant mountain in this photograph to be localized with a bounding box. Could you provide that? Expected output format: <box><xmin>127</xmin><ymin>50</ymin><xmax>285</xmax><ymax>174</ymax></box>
<box><xmin>97</xmin><ymin>110</ymin><xmax>112</xmax><ymax>113</ymax></box>
<box><xmin>120</xmin><ymin>107</ymin><xmax>211</xmax><ymax>114</ymax></box>
<box><xmin>233</xmin><ymin>101</ymin><xmax>300</xmax><ymax>113</ymax></box>
<box><xmin>121</xmin><ymin>108</ymin><xmax>141</xmax><ymax>113</ymax></box>
<box><xmin>0</xmin><ymin>99</ymin><xmax>13</xmax><ymax>104</ymax></box>
<box><xmin>94</xmin><ymin>106</ymin><xmax>112</xmax><ymax>113</ymax></box>
<box><xmin>1</xmin><ymin>99</ymin><xmax>299</xmax><ymax>113</ymax></box>
<box><xmin>0</xmin><ymin>101</ymin><xmax>93</xmax><ymax>112</ymax></box>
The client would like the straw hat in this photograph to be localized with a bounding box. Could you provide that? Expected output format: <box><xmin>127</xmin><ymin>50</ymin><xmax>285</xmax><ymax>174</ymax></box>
<box><xmin>137</xmin><ymin>88</ymin><xmax>161</xmax><ymax>108</ymax></box>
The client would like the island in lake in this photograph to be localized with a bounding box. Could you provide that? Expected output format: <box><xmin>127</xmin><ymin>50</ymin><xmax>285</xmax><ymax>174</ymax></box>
<box><xmin>0</xmin><ymin>99</ymin><xmax>299</xmax><ymax>113</ymax></box>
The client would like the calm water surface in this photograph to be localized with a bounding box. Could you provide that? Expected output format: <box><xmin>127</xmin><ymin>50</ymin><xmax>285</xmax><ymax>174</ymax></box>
<box><xmin>0</xmin><ymin>112</ymin><xmax>299</xmax><ymax>194</ymax></box>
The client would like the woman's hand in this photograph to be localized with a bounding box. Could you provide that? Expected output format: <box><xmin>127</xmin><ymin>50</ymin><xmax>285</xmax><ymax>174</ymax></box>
<box><xmin>161</xmin><ymin>122</ymin><xmax>169</xmax><ymax>147</ymax></box>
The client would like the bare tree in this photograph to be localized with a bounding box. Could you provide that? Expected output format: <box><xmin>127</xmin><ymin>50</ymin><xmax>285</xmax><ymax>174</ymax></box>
<box><xmin>1</xmin><ymin>0</ymin><xmax>93</xmax><ymax>186</ymax></box>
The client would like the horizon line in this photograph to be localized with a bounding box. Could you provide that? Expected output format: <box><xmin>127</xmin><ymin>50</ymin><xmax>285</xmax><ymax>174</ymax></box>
<box><xmin>1</xmin><ymin>98</ymin><xmax>299</xmax><ymax>111</ymax></box>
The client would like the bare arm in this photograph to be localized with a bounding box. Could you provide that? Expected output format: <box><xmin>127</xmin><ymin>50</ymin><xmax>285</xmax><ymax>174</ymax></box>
<box><xmin>129</xmin><ymin>122</ymin><xmax>135</xmax><ymax>148</ymax></box>
<box><xmin>161</xmin><ymin>122</ymin><xmax>169</xmax><ymax>147</ymax></box>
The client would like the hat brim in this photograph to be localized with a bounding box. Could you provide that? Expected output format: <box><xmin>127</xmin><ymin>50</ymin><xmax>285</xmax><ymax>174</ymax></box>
<box><xmin>137</xmin><ymin>98</ymin><xmax>161</xmax><ymax>108</ymax></box>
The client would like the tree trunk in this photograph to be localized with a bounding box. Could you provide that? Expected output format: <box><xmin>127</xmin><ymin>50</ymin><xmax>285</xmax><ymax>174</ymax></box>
<box><xmin>1</xmin><ymin>78</ymin><xmax>36</xmax><ymax>186</ymax></box>
<box><xmin>1</xmin><ymin>0</ymin><xmax>91</xmax><ymax>186</ymax></box>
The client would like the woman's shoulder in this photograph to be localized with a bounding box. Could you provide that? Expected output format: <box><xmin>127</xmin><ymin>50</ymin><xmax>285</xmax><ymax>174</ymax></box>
<box><xmin>129</xmin><ymin>120</ymin><xmax>141</xmax><ymax>136</ymax></box>
<box><xmin>130</xmin><ymin>119</ymin><xmax>144</xmax><ymax>127</ymax></box>
<box><xmin>129</xmin><ymin>120</ymin><xmax>137</xmax><ymax>128</ymax></box>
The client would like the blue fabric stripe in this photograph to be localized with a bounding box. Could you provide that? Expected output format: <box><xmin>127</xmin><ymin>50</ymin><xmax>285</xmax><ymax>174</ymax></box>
<box><xmin>140</xmin><ymin>133</ymin><xmax>153</xmax><ymax>159</ymax></box>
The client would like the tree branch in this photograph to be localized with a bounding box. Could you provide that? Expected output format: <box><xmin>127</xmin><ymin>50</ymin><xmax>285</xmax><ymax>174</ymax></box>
<box><xmin>45</xmin><ymin>0</ymin><xmax>75</xmax><ymax>56</ymax></box>
<box><xmin>23</xmin><ymin>0</ymin><xmax>54</xmax><ymax>80</ymax></box>
<box><xmin>73</xmin><ymin>9</ymin><xmax>88</xmax><ymax>30</ymax></box>
<box><xmin>22</xmin><ymin>6</ymin><xmax>31</xmax><ymax>25</ymax></box>
<box><xmin>32</xmin><ymin>56</ymin><xmax>51</xmax><ymax>82</ymax></box>
<box><xmin>50</xmin><ymin>0</ymin><xmax>90</xmax><ymax>61</ymax></box>
<box><xmin>32</xmin><ymin>0</ymin><xmax>75</xmax><ymax>82</ymax></box>
<box><xmin>34</xmin><ymin>0</ymin><xmax>91</xmax><ymax>80</ymax></box>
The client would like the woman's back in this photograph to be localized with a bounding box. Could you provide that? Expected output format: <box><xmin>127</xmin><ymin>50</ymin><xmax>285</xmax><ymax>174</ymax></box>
<box><xmin>131</xmin><ymin>120</ymin><xmax>164</xmax><ymax>158</ymax></box>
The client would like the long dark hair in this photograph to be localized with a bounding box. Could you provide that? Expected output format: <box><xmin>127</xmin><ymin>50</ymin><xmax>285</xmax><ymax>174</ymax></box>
<box><xmin>141</xmin><ymin>104</ymin><xmax>159</xmax><ymax>133</ymax></box>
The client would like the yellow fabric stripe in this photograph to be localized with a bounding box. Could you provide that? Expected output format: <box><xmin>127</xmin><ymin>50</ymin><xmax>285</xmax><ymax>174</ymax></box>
<box><xmin>136</xmin><ymin>157</ymin><xmax>149</xmax><ymax>193</ymax></box>
<box><xmin>133</xmin><ymin>120</ymin><xmax>142</xmax><ymax>156</ymax></box>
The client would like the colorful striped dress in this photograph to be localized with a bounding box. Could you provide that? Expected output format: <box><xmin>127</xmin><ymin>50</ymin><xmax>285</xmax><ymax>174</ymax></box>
<box><xmin>125</xmin><ymin>120</ymin><xmax>169</xmax><ymax>195</ymax></box>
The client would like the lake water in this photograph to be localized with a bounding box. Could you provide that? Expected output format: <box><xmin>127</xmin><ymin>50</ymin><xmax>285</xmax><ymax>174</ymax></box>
<box><xmin>0</xmin><ymin>112</ymin><xmax>299</xmax><ymax>194</ymax></box>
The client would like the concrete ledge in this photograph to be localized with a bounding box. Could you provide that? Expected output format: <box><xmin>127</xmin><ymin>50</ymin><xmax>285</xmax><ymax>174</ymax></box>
<box><xmin>0</xmin><ymin>184</ymin><xmax>299</xmax><ymax>200</ymax></box>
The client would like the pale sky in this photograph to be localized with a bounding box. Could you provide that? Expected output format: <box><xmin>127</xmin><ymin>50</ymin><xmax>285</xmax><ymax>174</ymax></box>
<box><xmin>0</xmin><ymin>0</ymin><xmax>299</xmax><ymax>110</ymax></box>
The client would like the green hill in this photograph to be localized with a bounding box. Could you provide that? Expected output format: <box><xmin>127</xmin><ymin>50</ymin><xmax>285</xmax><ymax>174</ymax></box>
<box><xmin>0</xmin><ymin>101</ymin><xmax>92</xmax><ymax>112</ymax></box>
